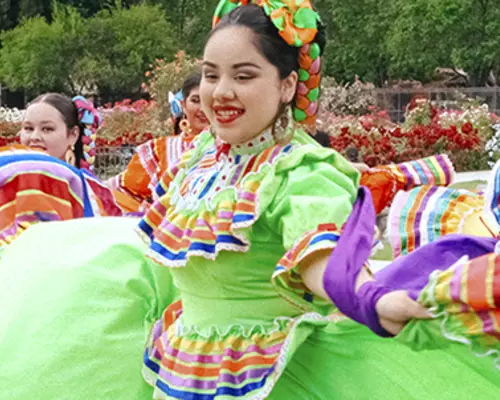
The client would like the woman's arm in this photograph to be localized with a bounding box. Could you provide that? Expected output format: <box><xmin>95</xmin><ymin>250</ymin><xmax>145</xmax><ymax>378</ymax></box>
<box><xmin>298</xmin><ymin>251</ymin><xmax>431</xmax><ymax>335</ymax></box>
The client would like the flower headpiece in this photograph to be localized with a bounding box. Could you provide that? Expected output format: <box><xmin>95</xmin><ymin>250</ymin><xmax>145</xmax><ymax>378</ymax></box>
<box><xmin>72</xmin><ymin>96</ymin><xmax>101</xmax><ymax>171</ymax></box>
<box><xmin>213</xmin><ymin>0</ymin><xmax>321</xmax><ymax>131</ymax></box>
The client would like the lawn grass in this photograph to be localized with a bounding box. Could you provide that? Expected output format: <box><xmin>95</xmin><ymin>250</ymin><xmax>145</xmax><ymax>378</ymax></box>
<box><xmin>371</xmin><ymin>179</ymin><xmax>487</xmax><ymax>261</ymax></box>
<box><xmin>450</xmin><ymin>180</ymin><xmax>486</xmax><ymax>191</ymax></box>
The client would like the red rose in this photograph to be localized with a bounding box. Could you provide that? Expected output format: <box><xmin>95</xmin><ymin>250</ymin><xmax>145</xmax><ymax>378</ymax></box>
<box><xmin>461</xmin><ymin>122</ymin><xmax>473</xmax><ymax>134</ymax></box>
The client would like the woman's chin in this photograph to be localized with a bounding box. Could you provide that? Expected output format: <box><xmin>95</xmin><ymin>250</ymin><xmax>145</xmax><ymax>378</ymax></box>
<box><xmin>211</xmin><ymin>117</ymin><xmax>261</xmax><ymax>144</ymax></box>
<box><xmin>193</xmin><ymin>123</ymin><xmax>209</xmax><ymax>135</ymax></box>
<box><xmin>213</xmin><ymin>126</ymin><xmax>239</xmax><ymax>143</ymax></box>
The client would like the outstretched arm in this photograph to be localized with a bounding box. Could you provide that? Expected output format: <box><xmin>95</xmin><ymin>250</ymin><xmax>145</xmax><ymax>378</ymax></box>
<box><xmin>299</xmin><ymin>251</ymin><xmax>431</xmax><ymax>335</ymax></box>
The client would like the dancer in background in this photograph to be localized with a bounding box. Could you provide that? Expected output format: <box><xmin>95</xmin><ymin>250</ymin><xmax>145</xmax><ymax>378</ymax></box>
<box><xmin>313</xmin><ymin>130</ymin><xmax>455</xmax><ymax>214</ymax></box>
<box><xmin>108</xmin><ymin>73</ymin><xmax>209</xmax><ymax>212</ymax></box>
<box><xmin>388</xmin><ymin>167</ymin><xmax>497</xmax><ymax>258</ymax></box>
<box><xmin>0</xmin><ymin>93</ymin><xmax>121</xmax><ymax>248</ymax></box>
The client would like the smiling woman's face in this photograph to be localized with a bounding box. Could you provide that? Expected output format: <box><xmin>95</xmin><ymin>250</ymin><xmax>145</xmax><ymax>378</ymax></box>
<box><xmin>20</xmin><ymin>102</ymin><xmax>78</xmax><ymax>160</ymax></box>
<box><xmin>200</xmin><ymin>26</ymin><xmax>297</xmax><ymax>144</ymax></box>
<box><xmin>182</xmin><ymin>87</ymin><xmax>209</xmax><ymax>135</ymax></box>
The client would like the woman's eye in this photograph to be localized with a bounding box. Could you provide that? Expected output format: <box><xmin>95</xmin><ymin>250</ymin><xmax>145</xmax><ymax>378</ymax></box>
<box><xmin>235</xmin><ymin>75</ymin><xmax>253</xmax><ymax>81</ymax></box>
<box><xmin>42</xmin><ymin>127</ymin><xmax>54</xmax><ymax>132</ymax></box>
<box><xmin>203</xmin><ymin>73</ymin><xmax>217</xmax><ymax>81</ymax></box>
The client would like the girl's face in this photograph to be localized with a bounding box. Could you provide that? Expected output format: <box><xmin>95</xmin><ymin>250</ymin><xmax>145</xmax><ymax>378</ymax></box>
<box><xmin>200</xmin><ymin>26</ymin><xmax>297</xmax><ymax>145</ymax></box>
<box><xmin>20</xmin><ymin>102</ymin><xmax>78</xmax><ymax>160</ymax></box>
<box><xmin>182</xmin><ymin>87</ymin><xmax>209</xmax><ymax>135</ymax></box>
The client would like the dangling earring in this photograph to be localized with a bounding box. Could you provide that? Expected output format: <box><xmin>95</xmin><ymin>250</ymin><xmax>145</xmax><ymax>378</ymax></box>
<box><xmin>65</xmin><ymin>144</ymin><xmax>76</xmax><ymax>166</ymax></box>
<box><xmin>179</xmin><ymin>119</ymin><xmax>192</xmax><ymax>136</ymax></box>
<box><xmin>272</xmin><ymin>107</ymin><xmax>294</xmax><ymax>144</ymax></box>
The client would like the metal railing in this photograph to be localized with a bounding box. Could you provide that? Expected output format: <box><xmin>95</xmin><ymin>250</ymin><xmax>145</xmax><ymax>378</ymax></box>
<box><xmin>374</xmin><ymin>87</ymin><xmax>500</xmax><ymax>122</ymax></box>
<box><xmin>94</xmin><ymin>145</ymin><xmax>135</xmax><ymax>180</ymax></box>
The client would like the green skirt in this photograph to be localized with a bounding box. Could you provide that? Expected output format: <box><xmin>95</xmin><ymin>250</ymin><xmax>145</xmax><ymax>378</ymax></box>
<box><xmin>0</xmin><ymin>218</ymin><xmax>498</xmax><ymax>399</ymax></box>
<box><xmin>271</xmin><ymin>318</ymin><xmax>499</xmax><ymax>399</ymax></box>
<box><xmin>0</xmin><ymin>217</ymin><xmax>178</xmax><ymax>399</ymax></box>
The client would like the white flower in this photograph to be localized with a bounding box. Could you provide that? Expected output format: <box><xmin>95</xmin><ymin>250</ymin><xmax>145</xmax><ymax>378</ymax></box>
<box><xmin>0</xmin><ymin>107</ymin><xmax>25</xmax><ymax>122</ymax></box>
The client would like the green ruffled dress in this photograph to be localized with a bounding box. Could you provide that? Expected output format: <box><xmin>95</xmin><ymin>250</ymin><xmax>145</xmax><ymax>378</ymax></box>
<box><xmin>137</xmin><ymin>129</ymin><xmax>500</xmax><ymax>399</ymax></box>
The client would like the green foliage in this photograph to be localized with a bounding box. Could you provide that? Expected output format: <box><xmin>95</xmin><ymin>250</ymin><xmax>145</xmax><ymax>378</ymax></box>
<box><xmin>3</xmin><ymin>0</ymin><xmax>500</xmax><ymax>94</ymax></box>
<box><xmin>0</xmin><ymin>2</ymin><xmax>176</xmax><ymax>98</ymax></box>
<box><xmin>85</xmin><ymin>3</ymin><xmax>175</xmax><ymax>97</ymax></box>
<box><xmin>387</xmin><ymin>0</ymin><xmax>500</xmax><ymax>85</ymax></box>
<box><xmin>320</xmin><ymin>0</ymin><xmax>391</xmax><ymax>85</ymax></box>
<box><xmin>0</xmin><ymin>4</ymin><xmax>85</xmax><ymax>92</ymax></box>
<box><xmin>449</xmin><ymin>1</ymin><xmax>500</xmax><ymax>85</ymax></box>
<box><xmin>156</xmin><ymin>0</ymin><xmax>218</xmax><ymax>56</ymax></box>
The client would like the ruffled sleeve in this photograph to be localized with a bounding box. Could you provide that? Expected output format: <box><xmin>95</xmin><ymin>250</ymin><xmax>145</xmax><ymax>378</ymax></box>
<box><xmin>264</xmin><ymin>147</ymin><xmax>360</xmax><ymax>314</ymax></box>
<box><xmin>115</xmin><ymin>138</ymin><xmax>168</xmax><ymax>202</ymax></box>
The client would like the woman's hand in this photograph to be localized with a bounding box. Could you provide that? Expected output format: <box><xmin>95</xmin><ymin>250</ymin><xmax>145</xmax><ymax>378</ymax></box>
<box><xmin>375</xmin><ymin>290</ymin><xmax>432</xmax><ymax>335</ymax></box>
<box><xmin>355</xmin><ymin>267</ymin><xmax>432</xmax><ymax>336</ymax></box>
<box><xmin>300</xmin><ymin>251</ymin><xmax>433</xmax><ymax>336</ymax></box>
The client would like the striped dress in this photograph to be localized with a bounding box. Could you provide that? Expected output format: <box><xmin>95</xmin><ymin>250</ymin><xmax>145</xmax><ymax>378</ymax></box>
<box><xmin>388</xmin><ymin>160</ymin><xmax>500</xmax><ymax>259</ymax></box>
<box><xmin>0</xmin><ymin>145</ymin><xmax>122</xmax><ymax>248</ymax></box>
<box><xmin>361</xmin><ymin>154</ymin><xmax>454</xmax><ymax>214</ymax></box>
<box><xmin>107</xmin><ymin>134</ymin><xmax>197</xmax><ymax>212</ymax></box>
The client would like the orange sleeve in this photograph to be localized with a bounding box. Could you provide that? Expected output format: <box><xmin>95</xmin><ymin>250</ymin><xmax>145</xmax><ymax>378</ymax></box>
<box><xmin>121</xmin><ymin>150</ymin><xmax>153</xmax><ymax>200</ymax></box>
<box><xmin>360</xmin><ymin>169</ymin><xmax>403</xmax><ymax>214</ymax></box>
<box><xmin>111</xmin><ymin>189</ymin><xmax>142</xmax><ymax>213</ymax></box>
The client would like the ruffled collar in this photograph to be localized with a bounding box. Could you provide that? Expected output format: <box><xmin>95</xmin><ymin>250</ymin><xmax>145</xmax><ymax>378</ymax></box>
<box><xmin>215</xmin><ymin>129</ymin><xmax>275</xmax><ymax>161</ymax></box>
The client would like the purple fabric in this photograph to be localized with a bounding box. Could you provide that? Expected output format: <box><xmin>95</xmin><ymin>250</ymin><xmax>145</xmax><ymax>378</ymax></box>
<box><xmin>323</xmin><ymin>187</ymin><xmax>392</xmax><ymax>336</ymax></box>
<box><xmin>436</xmin><ymin>155</ymin><xmax>452</xmax><ymax>184</ymax></box>
<box><xmin>375</xmin><ymin>234</ymin><xmax>497</xmax><ymax>300</ymax></box>
<box><xmin>323</xmin><ymin>186</ymin><xmax>497</xmax><ymax>338</ymax></box>
<box><xmin>125</xmin><ymin>211</ymin><xmax>145</xmax><ymax>217</ymax></box>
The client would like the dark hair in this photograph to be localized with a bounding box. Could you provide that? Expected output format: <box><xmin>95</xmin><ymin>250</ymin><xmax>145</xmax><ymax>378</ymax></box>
<box><xmin>345</xmin><ymin>147</ymin><xmax>360</xmax><ymax>162</ymax></box>
<box><xmin>210</xmin><ymin>4</ymin><xmax>326</xmax><ymax>81</ymax></box>
<box><xmin>312</xmin><ymin>130</ymin><xmax>331</xmax><ymax>148</ymax></box>
<box><xmin>174</xmin><ymin>72</ymin><xmax>202</xmax><ymax>135</ymax></box>
<box><xmin>30</xmin><ymin>93</ymin><xmax>84</xmax><ymax>168</ymax></box>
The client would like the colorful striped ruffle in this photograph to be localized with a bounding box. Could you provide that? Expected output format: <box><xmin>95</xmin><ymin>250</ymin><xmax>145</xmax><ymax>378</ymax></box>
<box><xmin>108</xmin><ymin>135</ymin><xmax>195</xmax><ymax>212</ymax></box>
<box><xmin>0</xmin><ymin>147</ymin><xmax>122</xmax><ymax>247</ymax></box>
<box><xmin>143</xmin><ymin>300</ymin><xmax>336</xmax><ymax>399</ymax></box>
<box><xmin>388</xmin><ymin>185</ymin><xmax>487</xmax><ymax>258</ymax></box>
<box><xmin>138</xmin><ymin>140</ymin><xmax>295</xmax><ymax>267</ymax></box>
<box><xmin>419</xmin><ymin>252</ymin><xmax>500</xmax><ymax>367</ymax></box>
<box><xmin>273</xmin><ymin>224</ymin><xmax>341</xmax><ymax>312</ymax></box>
<box><xmin>359</xmin><ymin>155</ymin><xmax>455</xmax><ymax>215</ymax></box>
<box><xmin>381</xmin><ymin>154</ymin><xmax>455</xmax><ymax>191</ymax></box>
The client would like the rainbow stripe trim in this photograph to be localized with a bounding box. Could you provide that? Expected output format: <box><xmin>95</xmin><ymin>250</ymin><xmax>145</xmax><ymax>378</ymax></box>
<box><xmin>420</xmin><ymin>253</ymin><xmax>500</xmax><ymax>368</ymax></box>
<box><xmin>138</xmin><ymin>140</ymin><xmax>294</xmax><ymax>267</ymax></box>
<box><xmin>0</xmin><ymin>147</ymin><xmax>122</xmax><ymax>247</ymax></box>
<box><xmin>142</xmin><ymin>301</ymin><xmax>336</xmax><ymax>399</ymax></box>
<box><xmin>382</xmin><ymin>154</ymin><xmax>455</xmax><ymax>191</ymax></box>
<box><xmin>273</xmin><ymin>225</ymin><xmax>341</xmax><ymax>311</ymax></box>
<box><xmin>388</xmin><ymin>185</ymin><xmax>484</xmax><ymax>258</ymax></box>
